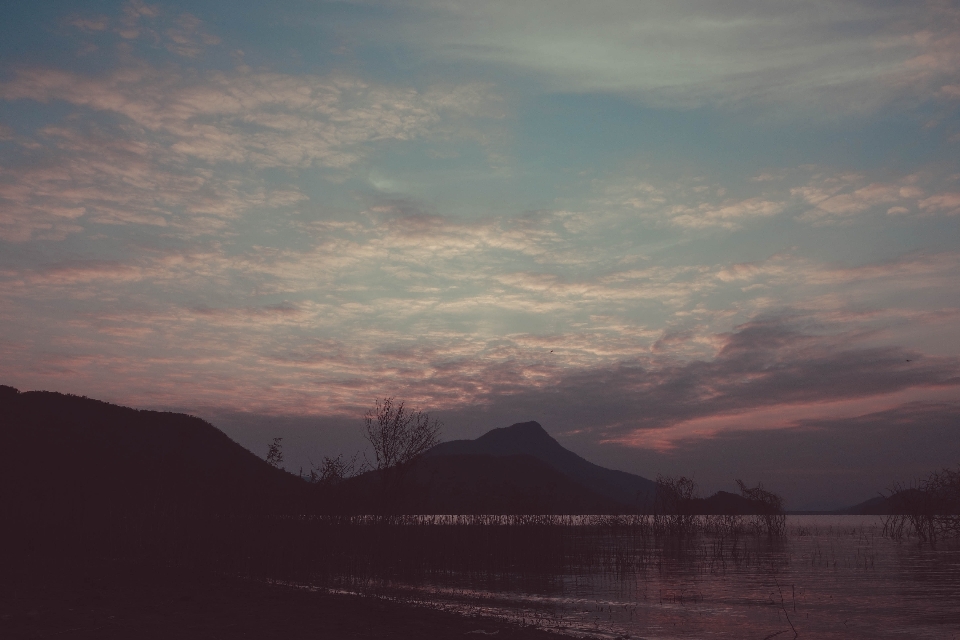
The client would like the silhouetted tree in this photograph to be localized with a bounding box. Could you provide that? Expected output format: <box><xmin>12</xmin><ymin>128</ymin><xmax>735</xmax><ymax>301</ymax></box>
<box><xmin>266</xmin><ymin>437</ymin><xmax>284</xmax><ymax>469</ymax></box>
<box><xmin>736</xmin><ymin>479</ymin><xmax>785</xmax><ymax>538</ymax></box>
<box><xmin>653</xmin><ymin>475</ymin><xmax>699</xmax><ymax>537</ymax></box>
<box><xmin>309</xmin><ymin>453</ymin><xmax>361</xmax><ymax>487</ymax></box>
<box><xmin>884</xmin><ymin>464</ymin><xmax>960</xmax><ymax>541</ymax></box>
<box><xmin>306</xmin><ymin>453</ymin><xmax>363</xmax><ymax>514</ymax></box>
<box><xmin>362</xmin><ymin>397</ymin><xmax>442</xmax><ymax>508</ymax></box>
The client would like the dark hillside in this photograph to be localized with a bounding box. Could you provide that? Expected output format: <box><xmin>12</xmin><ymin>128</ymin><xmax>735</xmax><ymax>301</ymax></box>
<box><xmin>688</xmin><ymin>491</ymin><xmax>771</xmax><ymax>515</ymax></box>
<box><xmin>842</xmin><ymin>495</ymin><xmax>891</xmax><ymax>515</ymax></box>
<box><xmin>340</xmin><ymin>453</ymin><xmax>627</xmax><ymax>514</ymax></box>
<box><xmin>0</xmin><ymin>385</ymin><xmax>305</xmax><ymax>556</ymax></box>
<box><xmin>841</xmin><ymin>490</ymin><xmax>927</xmax><ymax>515</ymax></box>
<box><xmin>427</xmin><ymin>421</ymin><xmax>656</xmax><ymax>508</ymax></box>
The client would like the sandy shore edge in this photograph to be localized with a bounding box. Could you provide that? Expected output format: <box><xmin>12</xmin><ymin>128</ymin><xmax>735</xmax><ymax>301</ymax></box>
<box><xmin>1</xmin><ymin>560</ymin><xmax>575</xmax><ymax>640</ymax></box>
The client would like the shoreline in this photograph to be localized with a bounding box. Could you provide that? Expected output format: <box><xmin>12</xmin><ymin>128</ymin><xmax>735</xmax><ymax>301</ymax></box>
<box><xmin>0</xmin><ymin>560</ymin><xmax>567</xmax><ymax>640</ymax></box>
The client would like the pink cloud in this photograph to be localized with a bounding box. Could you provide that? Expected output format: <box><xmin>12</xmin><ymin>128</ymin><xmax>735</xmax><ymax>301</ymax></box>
<box><xmin>164</xmin><ymin>13</ymin><xmax>221</xmax><ymax>57</ymax></box>
<box><xmin>0</xmin><ymin>60</ymin><xmax>498</xmax><ymax>242</ymax></box>
<box><xmin>118</xmin><ymin>0</ymin><xmax>159</xmax><ymax>39</ymax></box>
<box><xmin>602</xmin><ymin>165</ymin><xmax>960</xmax><ymax>231</ymax></box>
<box><xmin>67</xmin><ymin>16</ymin><xmax>110</xmax><ymax>32</ymax></box>
<box><xmin>670</xmin><ymin>197</ymin><xmax>784</xmax><ymax>229</ymax></box>
<box><xmin>608</xmin><ymin>177</ymin><xmax>786</xmax><ymax>230</ymax></box>
<box><xmin>918</xmin><ymin>192</ymin><xmax>960</xmax><ymax>215</ymax></box>
<box><xmin>0</xmin><ymin>66</ymin><xmax>495</xmax><ymax>170</ymax></box>
<box><xmin>0</xmin><ymin>119</ymin><xmax>311</xmax><ymax>241</ymax></box>
<box><xmin>616</xmin><ymin>386</ymin><xmax>959</xmax><ymax>452</ymax></box>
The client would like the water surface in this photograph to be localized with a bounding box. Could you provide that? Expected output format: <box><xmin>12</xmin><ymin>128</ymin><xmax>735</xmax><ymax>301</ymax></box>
<box><xmin>327</xmin><ymin>516</ymin><xmax>960</xmax><ymax>639</ymax></box>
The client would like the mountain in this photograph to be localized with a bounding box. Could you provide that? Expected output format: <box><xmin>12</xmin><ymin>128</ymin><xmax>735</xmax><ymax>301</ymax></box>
<box><xmin>426</xmin><ymin>421</ymin><xmax>656</xmax><ymax>509</ymax></box>
<box><xmin>688</xmin><ymin>491</ymin><xmax>769</xmax><ymax>515</ymax></box>
<box><xmin>2</xmin><ymin>385</ymin><xmax>779</xmax><ymax>517</ymax></box>
<box><xmin>840</xmin><ymin>490</ymin><xmax>925</xmax><ymax>515</ymax></box>
<box><xmin>841</xmin><ymin>496</ymin><xmax>890</xmax><ymax>515</ymax></box>
<box><xmin>1</xmin><ymin>385</ymin><xmax>305</xmax><ymax>522</ymax></box>
<box><xmin>340</xmin><ymin>453</ymin><xmax>626</xmax><ymax>514</ymax></box>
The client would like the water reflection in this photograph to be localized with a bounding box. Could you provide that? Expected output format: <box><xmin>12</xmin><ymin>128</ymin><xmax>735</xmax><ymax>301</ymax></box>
<box><xmin>321</xmin><ymin>516</ymin><xmax>960</xmax><ymax>639</ymax></box>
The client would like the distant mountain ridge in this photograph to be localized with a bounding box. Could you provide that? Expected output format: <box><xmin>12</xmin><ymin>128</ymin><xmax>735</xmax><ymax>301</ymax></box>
<box><xmin>8</xmin><ymin>385</ymin><xmax>875</xmax><ymax>515</ymax></box>
<box><xmin>1</xmin><ymin>385</ymin><xmax>305</xmax><ymax>522</ymax></box>
<box><xmin>423</xmin><ymin>422</ymin><xmax>802</xmax><ymax>515</ymax></box>
<box><xmin>838</xmin><ymin>490</ymin><xmax>929</xmax><ymax>515</ymax></box>
<box><xmin>426</xmin><ymin>421</ymin><xmax>657</xmax><ymax>509</ymax></box>
<box><xmin>341</xmin><ymin>453</ymin><xmax>627</xmax><ymax>514</ymax></box>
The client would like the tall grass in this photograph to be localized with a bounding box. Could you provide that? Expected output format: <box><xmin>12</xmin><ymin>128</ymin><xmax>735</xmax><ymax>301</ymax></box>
<box><xmin>882</xmin><ymin>465</ymin><xmax>960</xmax><ymax>542</ymax></box>
<box><xmin>8</xmin><ymin>503</ymin><xmax>793</xmax><ymax>593</ymax></box>
<box><xmin>7</xmin><ymin>481</ymin><xmax>796</xmax><ymax>606</ymax></box>
<box><xmin>48</xmin><ymin>511</ymin><xmax>788</xmax><ymax>597</ymax></box>
<box><xmin>7</xmin><ymin>459</ymin><xmax>789</xmax><ymax>601</ymax></box>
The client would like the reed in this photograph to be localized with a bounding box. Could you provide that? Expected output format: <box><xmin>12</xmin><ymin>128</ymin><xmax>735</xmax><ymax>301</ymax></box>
<box><xmin>60</xmin><ymin>512</ymin><xmax>795</xmax><ymax>595</ymax></box>
<box><xmin>882</xmin><ymin>465</ymin><xmax>960</xmax><ymax>542</ymax></box>
<box><xmin>10</xmin><ymin>503</ymin><xmax>794</xmax><ymax>594</ymax></box>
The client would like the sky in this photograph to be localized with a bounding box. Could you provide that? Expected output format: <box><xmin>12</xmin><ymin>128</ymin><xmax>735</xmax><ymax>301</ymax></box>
<box><xmin>2</xmin><ymin>0</ymin><xmax>959</xmax><ymax>509</ymax></box>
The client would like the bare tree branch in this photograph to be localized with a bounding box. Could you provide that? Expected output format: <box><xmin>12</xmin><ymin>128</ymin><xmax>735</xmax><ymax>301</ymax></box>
<box><xmin>362</xmin><ymin>397</ymin><xmax>442</xmax><ymax>507</ymax></box>
<box><xmin>265</xmin><ymin>437</ymin><xmax>284</xmax><ymax>469</ymax></box>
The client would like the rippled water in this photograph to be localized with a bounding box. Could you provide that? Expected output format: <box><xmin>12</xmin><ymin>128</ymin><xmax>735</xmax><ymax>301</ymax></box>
<box><xmin>340</xmin><ymin>516</ymin><xmax>960</xmax><ymax>639</ymax></box>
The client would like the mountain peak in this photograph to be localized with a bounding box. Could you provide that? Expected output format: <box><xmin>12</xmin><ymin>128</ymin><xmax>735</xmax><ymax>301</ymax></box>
<box><xmin>426</xmin><ymin>420</ymin><xmax>656</xmax><ymax>508</ymax></box>
<box><xmin>505</xmin><ymin>420</ymin><xmax>544</xmax><ymax>431</ymax></box>
<box><xmin>475</xmin><ymin>421</ymin><xmax>561</xmax><ymax>451</ymax></box>
<box><xmin>491</xmin><ymin>421</ymin><xmax>549</xmax><ymax>437</ymax></box>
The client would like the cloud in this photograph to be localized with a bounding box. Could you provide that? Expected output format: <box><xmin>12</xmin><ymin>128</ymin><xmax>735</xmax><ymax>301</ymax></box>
<box><xmin>714</xmin><ymin>251</ymin><xmax>960</xmax><ymax>293</ymax></box>
<box><xmin>918</xmin><ymin>192</ymin><xmax>960</xmax><ymax>215</ymax></box>
<box><xmin>359</xmin><ymin>0</ymin><xmax>960</xmax><ymax>113</ymax></box>
<box><xmin>601</xmin><ymin>166</ymin><xmax>960</xmax><ymax>229</ymax></box>
<box><xmin>0</xmin><ymin>60</ymin><xmax>495</xmax><ymax>241</ymax></box>
<box><xmin>3</xmin><ymin>208</ymin><xmax>957</xmax><ymax>417</ymax></box>
<box><xmin>164</xmin><ymin>13</ymin><xmax>221</xmax><ymax>57</ymax></box>
<box><xmin>793</xmin><ymin>172</ymin><xmax>909</xmax><ymax>223</ymax></box>
<box><xmin>795</xmin><ymin>171</ymin><xmax>960</xmax><ymax>223</ymax></box>
<box><xmin>1</xmin><ymin>1</ymin><xmax>956</xmax><ymax>513</ymax></box>
<box><xmin>0</xmin><ymin>65</ymin><xmax>496</xmax><ymax>170</ymax></box>
<box><xmin>602</xmin><ymin>176</ymin><xmax>788</xmax><ymax>230</ymax></box>
<box><xmin>22</xmin><ymin>260</ymin><xmax>144</xmax><ymax>286</ymax></box>
<box><xmin>0</xmin><ymin>121</ymin><xmax>307</xmax><ymax>241</ymax></box>
<box><xmin>67</xmin><ymin>2</ymin><xmax>221</xmax><ymax>57</ymax></box>
<box><xmin>595</xmin><ymin>400</ymin><xmax>960</xmax><ymax>510</ymax></box>
<box><xmin>67</xmin><ymin>16</ymin><xmax>110</xmax><ymax>32</ymax></box>
<box><xmin>668</xmin><ymin>197</ymin><xmax>785</xmax><ymax>229</ymax></box>
<box><xmin>118</xmin><ymin>0</ymin><xmax>159</xmax><ymax>40</ymax></box>
<box><xmin>430</xmin><ymin>313</ymin><xmax>960</xmax><ymax>448</ymax></box>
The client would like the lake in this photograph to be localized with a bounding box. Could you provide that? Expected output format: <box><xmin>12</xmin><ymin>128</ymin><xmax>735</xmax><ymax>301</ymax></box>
<box><xmin>317</xmin><ymin>516</ymin><xmax>960</xmax><ymax>639</ymax></box>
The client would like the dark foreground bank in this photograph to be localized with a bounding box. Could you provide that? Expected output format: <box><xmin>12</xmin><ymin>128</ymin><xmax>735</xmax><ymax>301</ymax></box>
<box><xmin>0</xmin><ymin>561</ymin><xmax>563</xmax><ymax>640</ymax></box>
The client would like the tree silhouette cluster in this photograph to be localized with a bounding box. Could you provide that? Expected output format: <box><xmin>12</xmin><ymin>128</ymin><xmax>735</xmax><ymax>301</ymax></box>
<box><xmin>308</xmin><ymin>453</ymin><xmax>361</xmax><ymax>487</ymax></box>
<box><xmin>884</xmin><ymin>465</ymin><xmax>960</xmax><ymax>541</ymax></box>
<box><xmin>284</xmin><ymin>396</ymin><xmax>443</xmax><ymax>512</ymax></box>
<box><xmin>652</xmin><ymin>475</ymin><xmax>786</xmax><ymax>538</ymax></box>
<box><xmin>735</xmin><ymin>478</ymin><xmax>786</xmax><ymax>538</ymax></box>
<box><xmin>266</xmin><ymin>437</ymin><xmax>284</xmax><ymax>468</ymax></box>
<box><xmin>363</xmin><ymin>397</ymin><xmax>442</xmax><ymax>488</ymax></box>
<box><xmin>653</xmin><ymin>474</ymin><xmax>700</xmax><ymax>537</ymax></box>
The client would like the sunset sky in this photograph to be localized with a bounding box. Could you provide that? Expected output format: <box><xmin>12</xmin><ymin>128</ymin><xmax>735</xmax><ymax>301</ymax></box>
<box><xmin>2</xmin><ymin>1</ymin><xmax>959</xmax><ymax>508</ymax></box>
